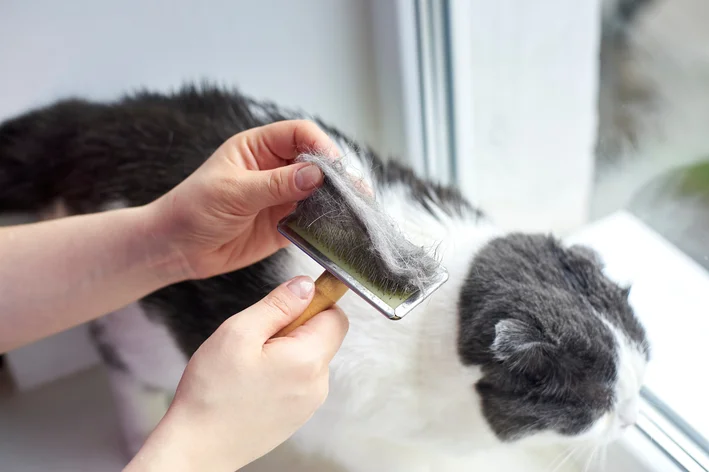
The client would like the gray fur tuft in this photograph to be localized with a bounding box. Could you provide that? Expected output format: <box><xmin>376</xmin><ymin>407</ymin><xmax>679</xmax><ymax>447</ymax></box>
<box><xmin>290</xmin><ymin>153</ymin><xmax>442</xmax><ymax>295</ymax></box>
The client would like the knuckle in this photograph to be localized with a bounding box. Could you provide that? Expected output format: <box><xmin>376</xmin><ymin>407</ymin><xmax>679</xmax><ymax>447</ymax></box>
<box><xmin>267</xmin><ymin>170</ymin><xmax>290</xmax><ymax>199</ymax></box>
<box><xmin>291</xmin><ymin>350</ymin><xmax>323</xmax><ymax>379</ymax></box>
<box><xmin>212</xmin><ymin>320</ymin><xmax>249</xmax><ymax>353</ymax></box>
<box><xmin>298</xmin><ymin>119</ymin><xmax>319</xmax><ymax>133</ymax></box>
<box><xmin>220</xmin><ymin>317</ymin><xmax>247</xmax><ymax>341</ymax></box>
<box><xmin>294</xmin><ymin>120</ymin><xmax>326</xmax><ymax>151</ymax></box>
<box><xmin>263</xmin><ymin>292</ymin><xmax>293</xmax><ymax>318</ymax></box>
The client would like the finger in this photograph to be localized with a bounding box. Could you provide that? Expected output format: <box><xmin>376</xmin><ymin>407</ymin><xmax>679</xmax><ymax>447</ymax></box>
<box><xmin>287</xmin><ymin>306</ymin><xmax>349</xmax><ymax>361</ymax></box>
<box><xmin>241</xmin><ymin>120</ymin><xmax>340</xmax><ymax>170</ymax></box>
<box><xmin>230</xmin><ymin>276</ymin><xmax>316</xmax><ymax>344</ymax></box>
<box><xmin>237</xmin><ymin>162</ymin><xmax>323</xmax><ymax>212</ymax></box>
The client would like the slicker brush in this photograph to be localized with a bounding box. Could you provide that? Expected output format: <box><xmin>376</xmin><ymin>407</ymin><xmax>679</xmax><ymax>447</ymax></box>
<box><xmin>273</xmin><ymin>154</ymin><xmax>448</xmax><ymax>337</ymax></box>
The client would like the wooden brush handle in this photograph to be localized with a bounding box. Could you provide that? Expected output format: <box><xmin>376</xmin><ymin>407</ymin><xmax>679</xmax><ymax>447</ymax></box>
<box><xmin>273</xmin><ymin>271</ymin><xmax>349</xmax><ymax>338</ymax></box>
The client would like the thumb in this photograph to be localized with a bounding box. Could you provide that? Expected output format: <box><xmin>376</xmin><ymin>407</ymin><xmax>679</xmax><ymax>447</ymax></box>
<box><xmin>241</xmin><ymin>163</ymin><xmax>323</xmax><ymax>212</ymax></box>
<box><xmin>231</xmin><ymin>276</ymin><xmax>316</xmax><ymax>343</ymax></box>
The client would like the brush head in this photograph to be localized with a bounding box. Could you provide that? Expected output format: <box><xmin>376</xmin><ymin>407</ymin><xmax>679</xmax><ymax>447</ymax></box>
<box><xmin>278</xmin><ymin>154</ymin><xmax>448</xmax><ymax>320</ymax></box>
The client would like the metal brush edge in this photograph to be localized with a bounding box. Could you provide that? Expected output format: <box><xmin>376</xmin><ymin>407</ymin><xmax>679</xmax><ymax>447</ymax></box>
<box><xmin>277</xmin><ymin>220</ymin><xmax>449</xmax><ymax>320</ymax></box>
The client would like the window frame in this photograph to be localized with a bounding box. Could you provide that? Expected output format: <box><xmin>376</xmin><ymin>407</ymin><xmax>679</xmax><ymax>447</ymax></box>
<box><xmin>444</xmin><ymin>0</ymin><xmax>599</xmax><ymax>234</ymax></box>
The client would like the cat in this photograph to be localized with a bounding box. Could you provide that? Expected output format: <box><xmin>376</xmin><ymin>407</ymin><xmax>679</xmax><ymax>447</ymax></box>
<box><xmin>0</xmin><ymin>84</ymin><xmax>650</xmax><ymax>471</ymax></box>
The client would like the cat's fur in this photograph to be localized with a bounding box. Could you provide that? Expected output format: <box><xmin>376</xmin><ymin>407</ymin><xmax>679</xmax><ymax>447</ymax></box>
<box><xmin>0</xmin><ymin>84</ymin><xmax>649</xmax><ymax>470</ymax></box>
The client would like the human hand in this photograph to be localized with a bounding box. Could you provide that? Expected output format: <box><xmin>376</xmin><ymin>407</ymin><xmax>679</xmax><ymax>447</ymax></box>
<box><xmin>125</xmin><ymin>275</ymin><xmax>349</xmax><ymax>472</ymax></box>
<box><xmin>149</xmin><ymin>120</ymin><xmax>338</xmax><ymax>281</ymax></box>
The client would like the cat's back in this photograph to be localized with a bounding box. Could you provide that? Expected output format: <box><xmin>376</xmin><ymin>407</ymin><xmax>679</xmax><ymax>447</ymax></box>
<box><xmin>0</xmin><ymin>86</ymin><xmax>269</xmax><ymax>210</ymax></box>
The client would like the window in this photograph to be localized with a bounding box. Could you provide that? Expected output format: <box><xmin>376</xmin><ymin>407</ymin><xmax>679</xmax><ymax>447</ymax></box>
<box><xmin>376</xmin><ymin>0</ymin><xmax>709</xmax><ymax>470</ymax></box>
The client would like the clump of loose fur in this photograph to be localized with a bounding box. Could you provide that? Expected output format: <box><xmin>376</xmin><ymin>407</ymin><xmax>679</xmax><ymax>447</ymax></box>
<box><xmin>287</xmin><ymin>154</ymin><xmax>442</xmax><ymax>295</ymax></box>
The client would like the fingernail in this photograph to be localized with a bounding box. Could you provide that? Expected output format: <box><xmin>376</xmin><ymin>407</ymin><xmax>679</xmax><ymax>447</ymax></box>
<box><xmin>287</xmin><ymin>277</ymin><xmax>314</xmax><ymax>299</ymax></box>
<box><xmin>295</xmin><ymin>165</ymin><xmax>323</xmax><ymax>191</ymax></box>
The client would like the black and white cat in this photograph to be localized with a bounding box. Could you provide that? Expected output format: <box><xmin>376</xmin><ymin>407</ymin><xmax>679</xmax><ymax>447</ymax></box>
<box><xmin>0</xmin><ymin>84</ymin><xmax>649</xmax><ymax>471</ymax></box>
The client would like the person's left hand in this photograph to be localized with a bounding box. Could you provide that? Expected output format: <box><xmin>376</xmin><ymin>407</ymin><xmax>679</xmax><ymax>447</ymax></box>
<box><xmin>148</xmin><ymin>120</ymin><xmax>337</xmax><ymax>281</ymax></box>
<box><xmin>126</xmin><ymin>275</ymin><xmax>348</xmax><ymax>472</ymax></box>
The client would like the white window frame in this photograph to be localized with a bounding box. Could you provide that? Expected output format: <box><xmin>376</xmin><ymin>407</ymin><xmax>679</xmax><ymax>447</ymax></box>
<box><xmin>371</xmin><ymin>2</ymin><xmax>709</xmax><ymax>472</ymax></box>
<box><xmin>371</xmin><ymin>0</ymin><xmax>456</xmax><ymax>184</ymax></box>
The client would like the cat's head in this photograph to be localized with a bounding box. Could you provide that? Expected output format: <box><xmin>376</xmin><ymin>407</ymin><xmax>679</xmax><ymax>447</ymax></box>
<box><xmin>458</xmin><ymin>233</ymin><xmax>649</xmax><ymax>445</ymax></box>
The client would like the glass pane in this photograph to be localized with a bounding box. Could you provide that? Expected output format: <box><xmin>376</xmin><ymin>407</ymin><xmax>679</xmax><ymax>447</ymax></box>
<box><xmin>594</xmin><ymin>0</ymin><xmax>709</xmax><ymax>446</ymax></box>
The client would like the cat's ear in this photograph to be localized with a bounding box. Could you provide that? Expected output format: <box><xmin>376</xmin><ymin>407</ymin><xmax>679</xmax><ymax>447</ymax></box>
<box><xmin>491</xmin><ymin>319</ymin><xmax>556</xmax><ymax>373</ymax></box>
<box><xmin>568</xmin><ymin>244</ymin><xmax>604</xmax><ymax>268</ymax></box>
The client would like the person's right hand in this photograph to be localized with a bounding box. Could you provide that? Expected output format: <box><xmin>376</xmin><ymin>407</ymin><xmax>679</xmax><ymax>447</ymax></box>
<box><xmin>124</xmin><ymin>275</ymin><xmax>349</xmax><ymax>472</ymax></box>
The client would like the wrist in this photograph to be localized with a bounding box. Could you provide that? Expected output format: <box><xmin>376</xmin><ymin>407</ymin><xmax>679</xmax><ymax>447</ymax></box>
<box><xmin>124</xmin><ymin>407</ymin><xmax>249</xmax><ymax>472</ymax></box>
<box><xmin>136</xmin><ymin>201</ymin><xmax>195</xmax><ymax>286</ymax></box>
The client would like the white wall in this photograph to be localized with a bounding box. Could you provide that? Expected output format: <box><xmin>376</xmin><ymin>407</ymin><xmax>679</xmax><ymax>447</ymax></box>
<box><xmin>0</xmin><ymin>0</ymin><xmax>384</xmax><ymax>390</ymax></box>
<box><xmin>0</xmin><ymin>0</ymin><xmax>383</xmax><ymax>152</ymax></box>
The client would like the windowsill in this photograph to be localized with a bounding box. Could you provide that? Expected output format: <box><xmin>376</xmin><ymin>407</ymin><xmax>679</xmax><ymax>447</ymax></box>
<box><xmin>566</xmin><ymin>210</ymin><xmax>709</xmax><ymax>470</ymax></box>
<box><xmin>602</xmin><ymin>416</ymin><xmax>683</xmax><ymax>472</ymax></box>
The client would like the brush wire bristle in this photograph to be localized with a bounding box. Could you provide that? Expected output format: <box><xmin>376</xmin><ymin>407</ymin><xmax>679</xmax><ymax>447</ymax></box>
<box><xmin>286</xmin><ymin>154</ymin><xmax>441</xmax><ymax>295</ymax></box>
